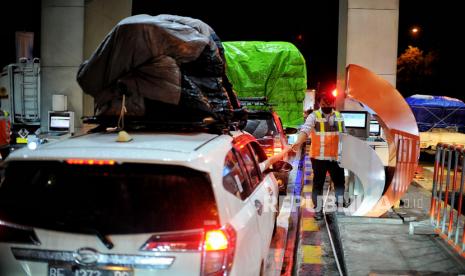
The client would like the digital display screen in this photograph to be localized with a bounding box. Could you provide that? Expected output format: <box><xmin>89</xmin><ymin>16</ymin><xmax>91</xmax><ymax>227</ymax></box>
<box><xmin>50</xmin><ymin>116</ymin><xmax>70</xmax><ymax>128</ymax></box>
<box><xmin>49</xmin><ymin>112</ymin><xmax>71</xmax><ymax>131</ymax></box>
<box><xmin>369</xmin><ymin>121</ymin><xmax>380</xmax><ymax>135</ymax></box>
<box><xmin>340</xmin><ymin>111</ymin><xmax>367</xmax><ymax>128</ymax></box>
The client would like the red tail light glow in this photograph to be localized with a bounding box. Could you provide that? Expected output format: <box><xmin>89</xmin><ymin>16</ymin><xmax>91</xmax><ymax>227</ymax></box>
<box><xmin>140</xmin><ymin>231</ymin><xmax>204</xmax><ymax>252</ymax></box>
<box><xmin>332</xmin><ymin>89</ymin><xmax>338</xmax><ymax>97</ymax></box>
<box><xmin>204</xmin><ymin>230</ymin><xmax>228</xmax><ymax>251</ymax></box>
<box><xmin>202</xmin><ymin>225</ymin><xmax>236</xmax><ymax>275</ymax></box>
<box><xmin>140</xmin><ymin>225</ymin><xmax>236</xmax><ymax>275</ymax></box>
<box><xmin>273</xmin><ymin>136</ymin><xmax>283</xmax><ymax>155</ymax></box>
<box><xmin>259</xmin><ymin>136</ymin><xmax>275</xmax><ymax>158</ymax></box>
<box><xmin>66</xmin><ymin>159</ymin><xmax>115</xmax><ymax>165</ymax></box>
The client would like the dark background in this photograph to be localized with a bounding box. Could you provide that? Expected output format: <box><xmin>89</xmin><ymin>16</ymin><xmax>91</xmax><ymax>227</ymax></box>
<box><xmin>0</xmin><ymin>0</ymin><xmax>462</xmax><ymax>101</ymax></box>
<box><xmin>0</xmin><ymin>0</ymin><xmax>41</xmax><ymax>70</ymax></box>
<box><xmin>132</xmin><ymin>0</ymin><xmax>340</xmax><ymax>93</ymax></box>
<box><xmin>397</xmin><ymin>0</ymin><xmax>463</xmax><ymax>101</ymax></box>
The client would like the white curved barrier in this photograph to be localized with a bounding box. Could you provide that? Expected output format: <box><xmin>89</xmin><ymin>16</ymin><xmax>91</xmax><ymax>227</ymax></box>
<box><xmin>339</xmin><ymin>134</ymin><xmax>385</xmax><ymax>216</ymax></box>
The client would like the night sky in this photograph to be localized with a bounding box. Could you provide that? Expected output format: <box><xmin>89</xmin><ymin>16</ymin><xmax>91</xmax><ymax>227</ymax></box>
<box><xmin>132</xmin><ymin>0</ymin><xmax>339</xmax><ymax>93</ymax></box>
<box><xmin>0</xmin><ymin>0</ymin><xmax>462</xmax><ymax>101</ymax></box>
<box><xmin>398</xmin><ymin>0</ymin><xmax>463</xmax><ymax>101</ymax></box>
<box><xmin>0</xmin><ymin>0</ymin><xmax>41</xmax><ymax>70</ymax></box>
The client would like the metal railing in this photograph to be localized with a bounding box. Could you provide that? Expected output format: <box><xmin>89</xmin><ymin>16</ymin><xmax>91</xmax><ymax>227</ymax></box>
<box><xmin>430</xmin><ymin>143</ymin><xmax>465</xmax><ymax>257</ymax></box>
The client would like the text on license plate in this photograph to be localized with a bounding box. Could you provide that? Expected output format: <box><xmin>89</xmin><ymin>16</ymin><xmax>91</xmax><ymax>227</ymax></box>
<box><xmin>48</xmin><ymin>264</ymin><xmax>134</xmax><ymax>276</ymax></box>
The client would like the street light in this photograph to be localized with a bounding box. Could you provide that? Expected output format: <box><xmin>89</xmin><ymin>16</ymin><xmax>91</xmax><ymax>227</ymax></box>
<box><xmin>411</xmin><ymin>27</ymin><xmax>419</xmax><ymax>35</ymax></box>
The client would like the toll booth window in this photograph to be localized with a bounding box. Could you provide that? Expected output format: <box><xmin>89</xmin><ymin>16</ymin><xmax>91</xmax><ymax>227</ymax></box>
<box><xmin>223</xmin><ymin>150</ymin><xmax>251</xmax><ymax>200</ymax></box>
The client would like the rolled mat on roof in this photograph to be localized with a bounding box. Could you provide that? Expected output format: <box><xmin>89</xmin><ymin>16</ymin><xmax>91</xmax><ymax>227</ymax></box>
<box><xmin>77</xmin><ymin>14</ymin><xmax>241</xmax><ymax>125</ymax></box>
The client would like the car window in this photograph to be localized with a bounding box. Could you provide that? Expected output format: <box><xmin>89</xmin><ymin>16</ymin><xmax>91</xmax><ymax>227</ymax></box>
<box><xmin>238</xmin><ymin>144</ymin><xmax>261</xmax><ymax>189</ymax></box>
<box><xmin>0</xmin><ymin>161</ymin><xmax>219</xmax><ymax>234</ymax></box>
<box><xmin>245</xmin><ymin>118</ymin><xmax>278</xmax><ymax>139</ymax></box>
<box><xmin>248</xmin><ymin>141</ymin><xmax>267</xmax><ymax>164</ymax></box>
<box><xmin>223</xmin><ymin>150</ymin><xmax>249</xmax><ymax>200</ymax></box>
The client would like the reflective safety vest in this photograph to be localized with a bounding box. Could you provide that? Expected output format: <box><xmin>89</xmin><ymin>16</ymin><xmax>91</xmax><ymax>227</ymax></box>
<box><xmin>0</xmin><ymin>110</ymin><xmax>11</xmax><ymax>147</ymax></box>
<box><xmin>310</xmin><ymin>110</ymin><xmax>343</xmax><ymax>160</ymax></box>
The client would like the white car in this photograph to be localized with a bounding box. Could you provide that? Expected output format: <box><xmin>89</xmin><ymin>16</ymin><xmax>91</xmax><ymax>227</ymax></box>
<box><xmin>0</xmin><ymin>130</ymin><xmax>283</xmax><ymax>276</ymax></box>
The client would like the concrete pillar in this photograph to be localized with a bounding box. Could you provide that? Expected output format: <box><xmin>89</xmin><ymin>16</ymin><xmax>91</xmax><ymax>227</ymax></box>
<box><xmin>41</xmin><ymin>0</ymin><xmax>84</xmax><ymax>129</ymax></box>
<box><xmin>337</xmin><ymin>0</ymin><xmax>399</xmax><ymax>110</ymax></box>
<box><xmin>83</xmin><ymin>0</ymin><xmax>132</xmax><ymax>116</ymax></box>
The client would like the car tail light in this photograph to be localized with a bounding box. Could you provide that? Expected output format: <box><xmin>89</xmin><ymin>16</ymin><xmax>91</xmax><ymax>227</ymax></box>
<box><xmin>273</xmin><ymin>136</ymin><xmax>283</xmax><ymax>155</ymax></box>
<box><xmin>204</xmin><ymin>230</ymin><xmax>228</xmax><ymax>251</ymax></box>
<box><xmin>66</xmin><ymin>159</ymin><xmax>115</xmax><ymax>165</ymax></box>
<box><xmin>202</xmin><ymin>225</ymin><xmax>236</xmax><ymax>276</ymax></box>
<box><xmin>140</xmin><ymin>225</ymin><xmax>236</xmax><ymax>275</ymax></box>
<box><xmin>260</xmin><ymin>136</ymin><xmax>275</xmax><ymax>157</ymax></box>
<box><xmin>332</xmin><ymin>89</ymin><xmax>338</xmax><ymax>97</ymax></box>
<box><xmin>140</xmin><ymin>230</ymin><xmax>204</xmax><ymax>252</ymax></box>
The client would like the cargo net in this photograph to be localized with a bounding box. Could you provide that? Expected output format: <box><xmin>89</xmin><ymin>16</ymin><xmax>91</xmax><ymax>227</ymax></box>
<box><xmin>77</xmin><ymin>14</ymin><xmax>245</xmax><ymax>133</ymax></box>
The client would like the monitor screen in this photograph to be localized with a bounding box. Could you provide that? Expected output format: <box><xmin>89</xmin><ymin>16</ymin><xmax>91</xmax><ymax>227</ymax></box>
<box><xmin>340</xmin><ymin>111</ymin><xmax>367</xmax><ymax>128</ymax></box>
<box><xmin>49</xmin><ymin>112</ymin><xmax>70</xmax><ymax>131</ymax></box>
<box><xmin>369</xmin><ymin>121</ymin><xmax>380</xmax><ymax>136</ymax></box>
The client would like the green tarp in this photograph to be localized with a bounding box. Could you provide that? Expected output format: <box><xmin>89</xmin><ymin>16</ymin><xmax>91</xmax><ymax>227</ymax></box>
<box><xmin>223</xmin><ymin>41</ymin><xmax>307</xmax><ymax>127</ymax></box>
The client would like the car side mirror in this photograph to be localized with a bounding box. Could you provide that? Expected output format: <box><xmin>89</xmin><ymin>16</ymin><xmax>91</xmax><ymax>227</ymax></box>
<box><xmin>270</xmin><ymin>160</ymin><xmax>293</xmax><ymax>173</ymax></box>
<box><xmin>285</xmin><ymin>127</ymin><xmax>297</xmax><ymax>135</ymax></box>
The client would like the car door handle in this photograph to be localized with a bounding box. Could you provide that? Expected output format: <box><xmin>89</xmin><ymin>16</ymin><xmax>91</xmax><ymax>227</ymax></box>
<box><xmin>255</xmin><ymin>200</ymin><xmax>263</xmax><ymax>216</ymax></box>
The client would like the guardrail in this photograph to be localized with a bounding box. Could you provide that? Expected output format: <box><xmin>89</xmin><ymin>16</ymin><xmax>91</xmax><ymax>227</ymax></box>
<box><xmin>430</xmin><ymin>143</ymin><xmax>465</xmax><ymax>257</ymax></box>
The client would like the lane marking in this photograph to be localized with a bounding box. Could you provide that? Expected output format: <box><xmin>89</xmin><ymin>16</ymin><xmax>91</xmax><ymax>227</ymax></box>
<box><xmin>302</xmin><ymin>218</ymin><xmax>319</xmax><ymax>232</ymax></box>
<box><xmin>302</xmin><ymin>245</ymin><xmax>322</xmax><ymax>264</ymax></box>
<box><xmin>303</xmin><ymin>185</ymin><xmax>313</xmax><ymax>193</ymax></box>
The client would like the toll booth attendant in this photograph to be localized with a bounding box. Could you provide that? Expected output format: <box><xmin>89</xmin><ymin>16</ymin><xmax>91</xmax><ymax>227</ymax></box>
<box><xmin>291</xmin><ymin>95</ymin><xmax>346</xmax><ymax>219</ymax></box>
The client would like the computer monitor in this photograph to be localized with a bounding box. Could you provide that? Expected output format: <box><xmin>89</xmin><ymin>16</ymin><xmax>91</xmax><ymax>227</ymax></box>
<box><xmin>369</xmin><ymin>120</ymin><xmax>381</xmax><ymax>136</ymax></box>
<box><xmin>340</xmin><ymin>111</ymin><xmax>367</xmax><ymax>128</ymax></box>
<box><xmin>48</xmin><ymin>111</ymin><xmax>74</xmax><ymax>133</ymax></box>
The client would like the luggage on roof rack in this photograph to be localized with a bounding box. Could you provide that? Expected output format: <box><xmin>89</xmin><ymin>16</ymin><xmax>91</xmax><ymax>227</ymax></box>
<box><xmin>77</xmin><ymin>14</ymin><xmax>244</xmax><ymax>129</ymax></box>
<box><xmin>83</xmin><ymin>115</ymin><xmax>235</xmax><ymax>135</ymax></box>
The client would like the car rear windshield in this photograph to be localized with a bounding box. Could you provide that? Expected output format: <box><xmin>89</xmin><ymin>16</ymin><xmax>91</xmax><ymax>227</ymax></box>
<box><xmin>0</xmin><ymin>161</ymin><xmax>218</xmax><ymax>235</ymax></box>
<box><xmin>245</xmin><ymin>118</ymin><xmax>278</xmax><ymax>139</ymax></box>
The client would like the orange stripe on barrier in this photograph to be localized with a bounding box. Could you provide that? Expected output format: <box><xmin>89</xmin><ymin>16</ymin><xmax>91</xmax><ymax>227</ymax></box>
<box><xmin>437</xmin><ymin>149</ymin><xmax>446</xmax><ymax>227</ymax></box>
<box><xmin>430</xmin><ymin>149</ymin><xmax>440</xmax><ymax>221</ymax></box>
<box><xmin>430</xmin><ymin>198</ymin><xmax>436</xmax><ymax>222</ymax></box>
<box><xmin>448</xmin><ymin>148</ymin><xmax>459</xmax><ymax>238</ymax></box>
<box><xmin>443</xmin><ymin>149</ymin><xmax>452</xmax><ymax>234</ymax></box>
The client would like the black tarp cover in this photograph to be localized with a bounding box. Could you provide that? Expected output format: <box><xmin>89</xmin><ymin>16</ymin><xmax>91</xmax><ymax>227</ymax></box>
<box><xmin>77</xmin><ymin>14</ymin><xmax>239</xmax><ymax>123</ymax></box>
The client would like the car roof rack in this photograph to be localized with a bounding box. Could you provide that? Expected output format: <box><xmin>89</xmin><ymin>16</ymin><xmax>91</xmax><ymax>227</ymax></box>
<box><xmin>239</xmin><ymin>97</ymin><xmax>275</xmax><ymax>112</ymax></box>
<box><xmin>239</xmin><ymin>96</ymin><xmax>272</xmax><ymax>106</ymax></box>
<box><xmin>82</xmin><ymin>116</ymin><xmax>238</xmax><ymax>135</ymax></box>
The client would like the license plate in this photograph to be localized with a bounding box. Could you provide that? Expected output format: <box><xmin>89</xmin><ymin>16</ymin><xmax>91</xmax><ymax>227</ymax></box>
<box><xmin>48</xmin><ymin>264</ymin><xmax>134</xmax><ymax>276</ymax></box>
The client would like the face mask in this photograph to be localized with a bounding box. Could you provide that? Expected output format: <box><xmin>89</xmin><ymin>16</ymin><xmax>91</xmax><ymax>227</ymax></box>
<box><xmin>321</xmin><ymin>107</ymin><xmax>333</xmax><ymax>114</ymax></box>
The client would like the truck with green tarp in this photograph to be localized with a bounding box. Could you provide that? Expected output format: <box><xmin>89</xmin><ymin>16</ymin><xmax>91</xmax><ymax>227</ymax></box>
<box><xmin>222</xmin><ymin>41</ymin><xmax>307</xmax><ymax>128</ymax></box>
